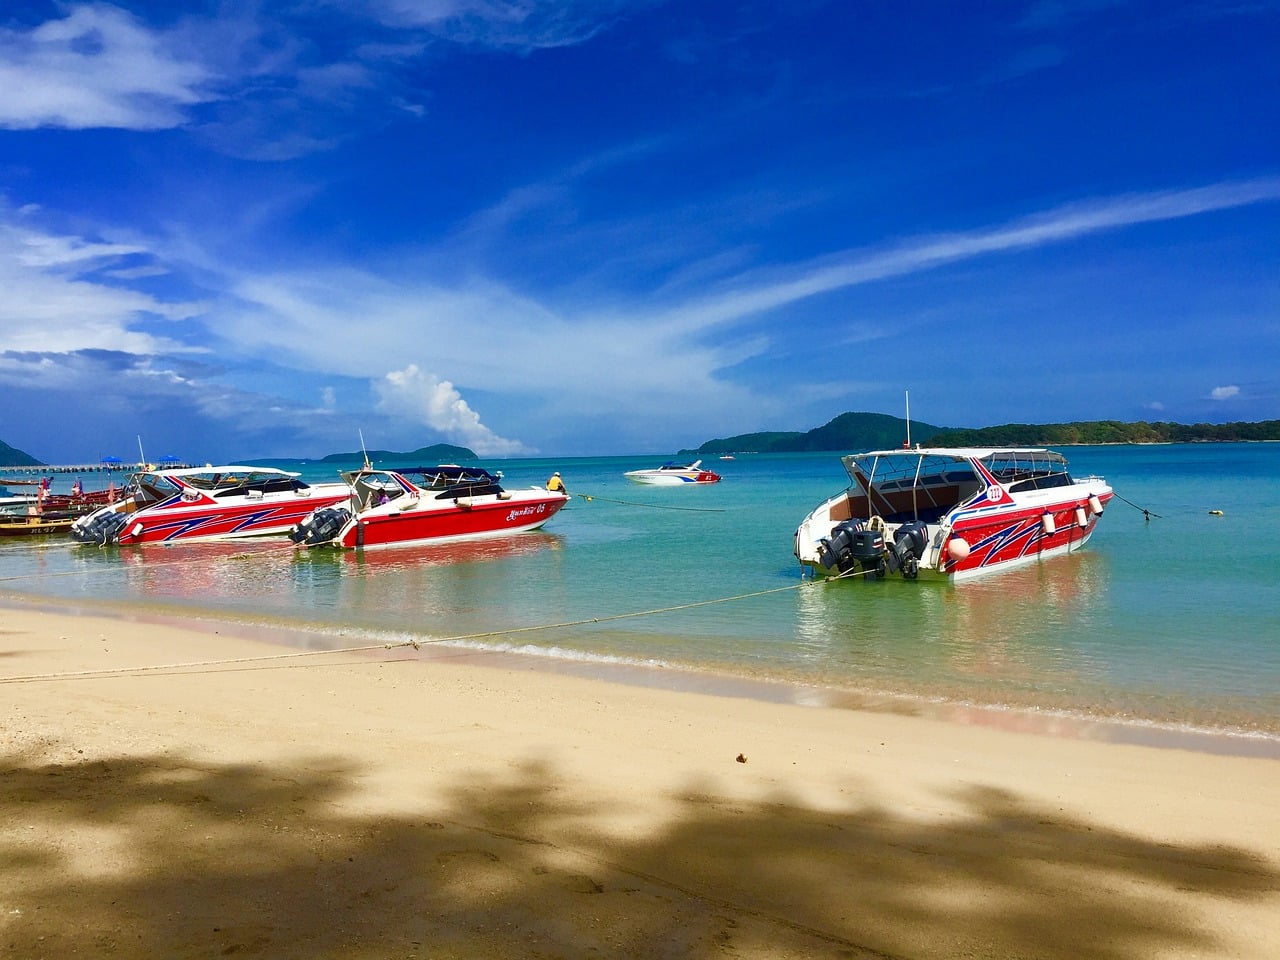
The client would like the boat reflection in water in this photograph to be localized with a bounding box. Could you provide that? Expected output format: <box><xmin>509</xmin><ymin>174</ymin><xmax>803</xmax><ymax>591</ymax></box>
<box><xmin>334</xmin><ymin>530</ymin><xmax>564</xmax><ymax>572</ymax></box>
<box><xmin>88</xmin><ymin>532</ymin><xmax>566</xmax><ymax>618</ymax></box>
<box><xmin>792</xmin><ymin>551</ymin><xmax>1111</xmax><ymax>724</ymax></box>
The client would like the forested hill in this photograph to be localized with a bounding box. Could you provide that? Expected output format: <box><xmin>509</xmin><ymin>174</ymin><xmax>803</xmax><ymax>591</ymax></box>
<box><xmin>319</xmin><ymin>443</ymin><xmax>477</xmax><ymax>463</ymax></box>
<box><xmin>686</xmin><ymin>414</ymin><xmax>1280</xmax><ymax>455</ymax></box>
<box><xmin>687</xmin><ymin>412</ymin><xmax>942</xmax><ymax>454</ymax></box>
<box><xmin>0</xmin><ymin>439</ymin><xmax>42</xmax><ymax>466</ymax></box>
<box><xmin>925</xmin><ymin>420</ymin><xmax>1280</xmax><ymax>446</ymax></box>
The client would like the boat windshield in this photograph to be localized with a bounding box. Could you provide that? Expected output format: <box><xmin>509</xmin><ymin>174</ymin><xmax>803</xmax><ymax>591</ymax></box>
<box><xmin>979</xmin><ymin>451</ymin><xmax>1073</xmax><ymax>491</ymax></box>
<box><xmin>343</xmin><ymin>466</ymin><xmax>504</xmax><ymax>507</ymax></box>
<box><xmin>844</xmin><ymin>453</ymin><xmax>979</xmax><ymax>491</ymax></box>
<box><xmin>133</xmin><ymin>472</ymin><xmax>182</xmax><ymax>503</ymax></box>
<box><xmin>842</xmin><ymin>453</ymin><xmax>984</xmax><ymax>524</ymax></box>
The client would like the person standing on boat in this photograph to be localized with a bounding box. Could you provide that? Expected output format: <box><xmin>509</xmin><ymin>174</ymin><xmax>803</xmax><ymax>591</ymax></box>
<box><xmin>546</xmin><ymin>472</ymin><xmax>566</xmax><ymax>494</ymax></box>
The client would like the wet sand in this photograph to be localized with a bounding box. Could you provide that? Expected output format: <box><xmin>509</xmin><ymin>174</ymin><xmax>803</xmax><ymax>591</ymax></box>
<box><xmin>3</xmin><ymin>603</ymin><xmax>1279</xmax><ymax>959</ymax></box>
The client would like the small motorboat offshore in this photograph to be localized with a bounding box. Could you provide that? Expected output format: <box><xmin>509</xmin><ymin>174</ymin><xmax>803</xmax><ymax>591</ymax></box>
<box><xmin>70</xmin><ymin>466</ymin><xmax>351</xmax><ymax>545</ymax></box>
<box><xmin>624</xmin><ymin>459</ymin><xmax>722</xmax><ymax>485</ymax></box>
<box><xmin>793</xmin><ymin>446</ymin><xmax>1113</xmax><ymax>582</ymax></box>
<box><xmin>288</xmin><ymin>464</ymin><xmax>569</xmax><ymax>550</ymax></box>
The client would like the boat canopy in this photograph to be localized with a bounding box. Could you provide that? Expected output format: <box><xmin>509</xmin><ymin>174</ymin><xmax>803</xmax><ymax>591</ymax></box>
<box><xmin>340</xmin><ymin>466</ymin><xmax>505</xmax><ymax>504</ymax></box>
<box><xmin>842</xmin><ymin>448</ymin><xmax>1073</xmax><ymax>496</ymax></box>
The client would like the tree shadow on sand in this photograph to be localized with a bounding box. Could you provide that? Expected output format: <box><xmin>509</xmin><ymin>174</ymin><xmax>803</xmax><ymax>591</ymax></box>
<box><xmin>2</xmin><ymin>747</ymin><xmax>1276</xmax><ymax>959</ymax></box>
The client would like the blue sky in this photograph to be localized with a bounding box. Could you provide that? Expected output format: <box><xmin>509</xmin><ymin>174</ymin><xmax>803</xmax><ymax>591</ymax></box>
<box><xmin>1</xmin><ymin>1</ymin><xmax>1277</xmax><ymax>463</ymax></box>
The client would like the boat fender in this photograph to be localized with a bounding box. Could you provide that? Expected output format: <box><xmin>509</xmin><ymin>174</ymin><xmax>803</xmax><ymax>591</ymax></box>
<box><xmin>947</xmin><ymin>536</ymin><xmax>970</xmax><ymax>561</ymax></box>
<box><xmin>1075</xmin><ymin>506</ymin><xmax>1088</xmax><ymax>528</ymax></box>
<box><xmin>1040</xmin><ymin>512</ymin><xmax>1056</xmax><ymax>535</ymax></box>
<box><xmin>1088</xmin><ymin>494</ymin><xmax>1104</xmax><ymax>515</ymax></box>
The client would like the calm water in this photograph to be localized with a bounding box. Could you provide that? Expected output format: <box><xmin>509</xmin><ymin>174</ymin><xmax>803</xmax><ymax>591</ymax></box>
<box><xmin>3</xmin><ymin>444</ymin><xmax>1278</xmax><ymax>749</ymax></box>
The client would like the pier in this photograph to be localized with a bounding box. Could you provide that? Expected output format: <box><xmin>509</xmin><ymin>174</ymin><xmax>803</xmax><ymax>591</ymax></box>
<box><xmin>0</xmin><ymin>461</ymin><xmax>195</xmax><ymax>477</ymax></box>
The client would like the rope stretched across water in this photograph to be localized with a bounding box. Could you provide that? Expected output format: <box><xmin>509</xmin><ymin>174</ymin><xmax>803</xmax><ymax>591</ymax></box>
<box><xmin>574</xmin><ymin>492</ymin><xmax>724</xmax><ymax>512</ymax></box>
<box><xmin>0</xmin><ymin>568</ymin><xmax>871</xmax><ymax>685</ymax></box>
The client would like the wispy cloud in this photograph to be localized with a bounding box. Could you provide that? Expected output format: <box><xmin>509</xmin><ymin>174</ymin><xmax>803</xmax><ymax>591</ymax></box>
<box><xmin>0</xmin><ymin>5</ymin><xmax>215</xmax><ymax>130</ymax></box>
<box><xmin>1210</xmin><ymin>385</ymin><xmax>1240</xmax><ymax>400</ymax></box>
<box><xmin>364</xmin><ymin>0</ymin><xmax>639</xmax><ymax>51</ymax></box>
<box><xmin>0</xmin><ymin>211</ymin><xmax>202</xmax><ymax>355</ymax></box>
<box><xmin>652</xmin><ymin>178</ymin><xmax>1280</xmax><ymax>333</ymax></box>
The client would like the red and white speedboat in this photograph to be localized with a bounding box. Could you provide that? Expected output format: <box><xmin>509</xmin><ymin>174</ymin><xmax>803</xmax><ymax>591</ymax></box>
<box><xmin>624</xmin><ymin>459</ymin><xmax>721</xmax><ymax>485</ymax></box>
<box><xmin>288</xmin><ymin>465</ymin><xmax>569</xmax><ymax>550</ymax></box>
<box><xmin>794</xmin><ymin>447</ymin><xmax>1113</xmax><ymax>582</ymax></box>
<box><xmin>70</xmin><ymin>466</ymin><xmax>351</xmax><ymax>545</ymax></box>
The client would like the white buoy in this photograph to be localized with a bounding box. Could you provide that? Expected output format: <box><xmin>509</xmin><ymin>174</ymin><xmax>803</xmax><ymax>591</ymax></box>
<box><xmin>1088</xmin><ymin>494</ymin><xmax>1104</xmax><ymax>515</ymax></box>
<box><xmin>1075</xmin><ymin>506</ymin><xmax>1088</xmax><ymax>528</ymax></box>
<box><xmin>948</xmin><ymin>536</ymin><xmax>971</xmax><ymax>560</ymax></box>
<box><xmin>1041</xmin><ymin>512</ymin><xmax>1056</xmax><ymax>535</ymax></box>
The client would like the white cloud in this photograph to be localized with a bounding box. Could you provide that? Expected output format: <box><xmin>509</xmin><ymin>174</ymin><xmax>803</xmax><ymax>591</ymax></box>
<box><xmin>0</xmin><ymin>213</ymin><xmax>201</xmax><ymax>354</ymax></box>
<box><xmin>0</xmin><ymin>5</ymin><xmax>215</xmax><ymax>130</ymax></box>
<box><xmin>1143</xmin><ymin>400</ymin><xmax>1165</xmax><ymax>411</ymax></box>
<box><xmin>375</xmin><ymin>364</ymin><xmax>529</xmax><ymax>456</ymax></box>
<box><xmin>1210</xmin><ymin>385</ymin><xmax>1240</xmax><ymax>400</ymax></box>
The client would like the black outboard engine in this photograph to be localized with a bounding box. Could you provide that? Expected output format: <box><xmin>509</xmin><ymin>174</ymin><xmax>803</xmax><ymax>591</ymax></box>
<box><xmin>289</xmin><ymin>506</ymin><xmax>351</xmax><ymax>546</ymax></box>
<box><xmin>818</xmin><ymin>519</ymin><xmax>887</xmax><ymax>577</ymax></box>
<box><xmin>71</xmin><ymin>510</ymin><xmax>130</xmax><ymax>545</ymax></box>
<box><xmin>889</xmin><ymin>521</ymin><xmax>929</xmax><ymax>579</ymax></box>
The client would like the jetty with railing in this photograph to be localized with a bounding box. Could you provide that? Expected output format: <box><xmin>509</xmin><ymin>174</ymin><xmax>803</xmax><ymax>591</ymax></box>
<box><xmin>1</xmin><ymin>461</ymin><xmax>196</xmax><ymax>477</ymax></box>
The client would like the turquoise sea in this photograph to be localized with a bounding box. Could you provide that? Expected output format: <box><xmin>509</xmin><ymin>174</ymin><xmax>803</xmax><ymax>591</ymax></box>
<box><xmin>2</xmin><ymin>444</ymin><xmax>1278</xmax><ymax>755</ymax></box>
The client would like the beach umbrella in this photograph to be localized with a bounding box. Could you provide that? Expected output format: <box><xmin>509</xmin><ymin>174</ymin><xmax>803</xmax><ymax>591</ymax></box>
<box><xmin>100</xmin><ymin>456</ymin><xmax>122</xmax><ymax>463</ymax></box>
<box><xmin>160</xmin><ymin>455</ymin><xmax>183</xmax><ymax>462</ymax></box>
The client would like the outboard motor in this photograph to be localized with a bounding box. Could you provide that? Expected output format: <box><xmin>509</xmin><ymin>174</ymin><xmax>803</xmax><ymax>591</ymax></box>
<box><xmin>70</xmin><ymin>510</ymin><xmax>130</xmax><ymax>546</ymax></box>
<box><xmin>818</xmin><ymin>519</ymin><xmax>887</xmax><ymax>577</ymax></box>
<box><xmin>889</xmin><ymin>521</ymin><xmax>929</xmax><ymax>579</ymax></box>
<box><xmin>289</xmin><ymin>506</ymin><xmax>351</xmax><ymax>547</ymax></box>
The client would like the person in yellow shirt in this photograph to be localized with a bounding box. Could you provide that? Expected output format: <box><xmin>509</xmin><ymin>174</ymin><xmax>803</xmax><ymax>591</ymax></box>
<box><xmin>546</xmin><ymin>471</ymin><xmax>566</xmax><ymax>494</ymax></box>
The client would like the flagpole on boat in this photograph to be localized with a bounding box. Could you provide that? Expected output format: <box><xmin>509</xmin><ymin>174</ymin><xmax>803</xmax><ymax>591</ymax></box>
<box><xmin>904</xmin><ymin>390</ymin><xmax>911</xmax><ymax>449</ymax></box>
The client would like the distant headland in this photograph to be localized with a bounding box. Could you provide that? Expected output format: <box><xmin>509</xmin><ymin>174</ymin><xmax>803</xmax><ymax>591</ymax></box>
<box><xmin>683</xmin><ymin>413</ymin><xmax>1280</xmax><ymax>454</ymax></box>
<box><xmin>316</xmin><ymin>443</ymin><xmax>477</xmax><ymax>464</ymax></box>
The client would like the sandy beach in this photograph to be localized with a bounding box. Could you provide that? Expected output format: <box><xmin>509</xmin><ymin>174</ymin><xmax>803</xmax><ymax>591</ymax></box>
<box><xmin>2</xmin><ymin>603</ymin><xmax>1278</xmax><ymax>959</ymax></box>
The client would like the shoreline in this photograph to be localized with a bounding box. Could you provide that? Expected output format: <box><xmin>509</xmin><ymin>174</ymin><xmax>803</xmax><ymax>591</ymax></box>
<box><xmin>6</xmin><ymin>593</ymin><xmax>1278</xmax><ymax>759</ymax></box>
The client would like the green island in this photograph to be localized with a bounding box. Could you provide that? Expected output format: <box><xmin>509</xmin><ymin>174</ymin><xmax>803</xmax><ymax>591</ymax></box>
<box><xmin>316</xmin><ymin>443</ymin><xmax>477</xmax><ymax>464</ymax></box>
<box><xmin>686</xmin><ymin>413</ymin><xmax>1280</xmax><ymax>455</ymax></box>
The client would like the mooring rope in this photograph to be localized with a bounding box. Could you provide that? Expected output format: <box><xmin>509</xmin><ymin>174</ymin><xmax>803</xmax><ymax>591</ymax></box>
<box><xmin>574</xmin><ymin>493</ymin><xmax>725</xmax><ymax>513</ymax></box>
<box><xmin>1111</xmin><ymin>493</ymin><xmax>1163</xmax><ymax>521</ymax></box>
<box><xmin>0</xmin><ymin>569</ymin><xmax>869</xmax><ymax>685</ymax></box>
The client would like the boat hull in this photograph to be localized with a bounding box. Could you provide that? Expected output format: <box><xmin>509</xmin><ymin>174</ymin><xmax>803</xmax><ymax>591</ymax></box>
<box><xmin>332</xmin><ymin>491</ymin><xmax>568</xmax><ymax>550</ymax></box>
<box><xmin>73</xmin><ymin>486</ymin><xmax>351</xmax><ymax>544</ymax></box>
<box><xmin>940</xmin><ymin>495</ymin><xmax>1112</xmax><ymax>581</ymax></box>
<box><xmin>0</xmin><ymin>516</ymin><xmax>76</xmax><ymax>537</ymax></box>
<box><xmin>623</xmin><ymin>470</ymin><xmax>721</xmax><ymax>485</ymax></box>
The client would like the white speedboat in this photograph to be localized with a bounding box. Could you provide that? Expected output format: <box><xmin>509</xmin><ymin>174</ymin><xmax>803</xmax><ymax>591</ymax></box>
<box><xmin>624</xmin><ymin>459</ymin><xmax>721</xmax><ymax>485</ymax></box>
<box><xmin>289</xmin><ymin>464</ymin><xmax>569</xmax><ymax>550</ymax></box>
<box><xmin>70</xmin><ymin>466</ymin><xmax>351</xmax><ymax>545</ymax></box>
<box><xmin>794</xmin><ymin>447</ymin><xmax>1113</xmax><ymax>581</ymax></box>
